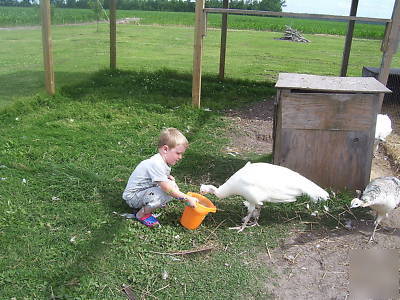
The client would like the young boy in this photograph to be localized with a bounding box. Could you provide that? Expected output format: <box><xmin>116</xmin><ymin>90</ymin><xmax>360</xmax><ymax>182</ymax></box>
<box><xmin>122</xmin><ymin>128</ymin><xmax>198</xmax><ymax>227</ymax></box>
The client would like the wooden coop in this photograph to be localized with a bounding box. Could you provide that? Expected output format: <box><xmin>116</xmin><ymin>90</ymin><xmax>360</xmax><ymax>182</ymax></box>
<box><xmin>273</xmin><ymin>73</ymin><xmax>391</xmax><ymax>191</ymax></box>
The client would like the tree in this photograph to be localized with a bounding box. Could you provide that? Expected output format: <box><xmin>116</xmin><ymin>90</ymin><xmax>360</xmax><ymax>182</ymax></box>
<box><xmin>66</xmin><ymin>0</ymin><xmax>77</xmax><ymax>8</ymax></box>
<box><xmin>51</xmin><ymin>0</ymin><xmax>66</xmax><ymax>7</ymax></box>
<box><xmin>257</xmin><ymin>0</ymin><xmax>285</xmax><ymax>11</ymax></box>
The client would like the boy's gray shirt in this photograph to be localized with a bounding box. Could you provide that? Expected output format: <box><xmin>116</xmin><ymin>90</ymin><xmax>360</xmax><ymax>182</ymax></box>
<box><xmin>124</xmin><ymin>153</ymin><xmax>171</xmax><ymax>195</ymax></box>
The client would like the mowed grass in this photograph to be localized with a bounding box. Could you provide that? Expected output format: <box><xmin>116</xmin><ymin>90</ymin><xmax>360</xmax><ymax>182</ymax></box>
<box><xmin>0</xmin><ymin>20</ymin><xmax>397</xmax><ymax>298</ymax></box>
<box><xmin>1</xmin><ymin>22</ymin><xmax>399</xmax><ymax>107</ymax></box>
<box><xmin>0</xmin><ymin>6</ymin><xmax>387</xmax><ymax>39</ymax></box>
<box><xmin>0</xmin><ymin>67</ymin><xmax>356</xmax><ymax>299</ymax></box>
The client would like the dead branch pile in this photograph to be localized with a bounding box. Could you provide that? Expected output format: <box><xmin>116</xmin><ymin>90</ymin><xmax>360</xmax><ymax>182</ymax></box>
<box><xmin>278</xmin><ymin>25</ymin><xmax>310</xmax><ymax>43</ymax></box>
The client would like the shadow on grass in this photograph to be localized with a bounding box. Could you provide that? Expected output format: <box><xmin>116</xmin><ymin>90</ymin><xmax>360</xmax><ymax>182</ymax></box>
<box><xmin>176</xmin><ymin>151</ymin><xmax>272</xmax><ymax>186</ymax></box>
<box><xmin>0</xmin><ymin>68</ymin><xmax>276</xmax><ymax>109</ymax></box>
<box><xmin>16</xmin><ymin>143</ymin><xmax>358</xmax><ymax>294</ymax></box>
<box><xmin>39</xmin><ymin>154</ymin><xmax>357</xmax><ymax>297</ymax></box>
<box><xmin>38</xmin><ymin>153</ymin><xmax>272</xmax><ymax>295</ymax></box>
<box><xmin>0</xmin><ymin>70</ymin><xmax>43</xmax><ymax>107</ymax></box>
<box><xmin>60</xmin><ymin>68</ymin><xmax>276</xmax><ymax>111</ymax></box>
<box><xmin>2</xmin><ymin>68</ymin><xmax>278</xmax><ymax>296</ymax></box>
<box><xmin>23</xmin><ymin>163</ymin><xmax>128</xmax><ymax>297</ymax></box>
<box><xmin>0</xmin><ymin>70</ymin><xmax>97</xmax><ymax>108</ymax></box>
<box><xmin>1</xmin><ymin>68</ymin><xmax>276</xmax><ymax>117</ymax></box>
<box><xmin>45</xmin><ymin>215</ymin><xmax>125</xmax><ymax>297</ymax></box>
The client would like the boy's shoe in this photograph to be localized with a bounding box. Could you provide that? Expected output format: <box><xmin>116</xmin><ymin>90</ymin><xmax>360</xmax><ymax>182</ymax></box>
<box><xmin>122</xmin><ymin>208</ymin><xmax>139</xmax><ymax>219</ymax></box>
<box><xmin>135</xmin><ymin>213</ymin><xmax>160</xmax><ymax>227</ymax></box>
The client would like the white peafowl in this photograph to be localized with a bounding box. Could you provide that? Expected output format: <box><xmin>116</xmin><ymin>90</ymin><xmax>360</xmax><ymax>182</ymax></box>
<box><xmin>351</xmin><ymin>176</ymin><xmax>400</xmax><ymax>242</ymax></box>
<box><xmin>200</xmin><ymin>162</ymin><xmax>329</xmax><ymax>232</ymax></box>
<box><xmin>374</xmin><ymin>114</ymin><xmax>392</xmax><ymax>153</ymax></box>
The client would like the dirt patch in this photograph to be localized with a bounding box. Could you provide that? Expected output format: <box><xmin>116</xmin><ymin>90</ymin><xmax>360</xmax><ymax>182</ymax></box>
<box><xmin>223</xmin><ymin>99</ymin><xmax>400</xmax><ymax>299</ymax></box>
<box><xmin>262</xmin><ymin>212</ymin><xmax>400</xmax><ymax>300</ymax></box>
<box><xmin>223</xmin><ymin>97</ymin><xmax>274</xmax><ymax>155</ymax></box>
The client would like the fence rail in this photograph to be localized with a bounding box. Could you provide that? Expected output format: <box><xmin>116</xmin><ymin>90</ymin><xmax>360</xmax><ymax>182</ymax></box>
<box><xmin>203</xmin><ymin>8</ymin><xmax>391</xmax><ymax>24</ymax></box>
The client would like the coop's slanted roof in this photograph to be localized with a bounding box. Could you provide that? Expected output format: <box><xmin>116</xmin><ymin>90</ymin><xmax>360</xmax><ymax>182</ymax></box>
<box><xmin>275</xmin><ymin>73</ymin><xmax>391</xmax><ymax>93</ymax></box>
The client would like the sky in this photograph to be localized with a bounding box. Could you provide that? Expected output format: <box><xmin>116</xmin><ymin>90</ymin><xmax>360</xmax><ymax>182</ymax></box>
<box><xmin>283</xmin><ymin>0</ymin><xmax>396</xmax><ymax>19</ymax></box>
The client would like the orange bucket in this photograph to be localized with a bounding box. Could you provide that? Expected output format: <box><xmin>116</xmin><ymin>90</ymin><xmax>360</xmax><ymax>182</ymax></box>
<box><xmin>180</xmin><ymin>192</ymin><xmax>217</xmax><ymax>230</ymax></box>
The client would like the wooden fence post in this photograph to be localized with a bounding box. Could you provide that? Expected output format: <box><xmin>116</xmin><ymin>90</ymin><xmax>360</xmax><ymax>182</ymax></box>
<box><xmin>110</xmin><ymin>0</ymin><xmax>117</xmax><ymax>70</ymax></box>
<box><xmin>219</xmin><ymin>0</ymin><xmax>229</xmax><ymax>80</ymax></box>
<box><xmin>340</xmin><ymin>0</ymin><xmax>359</xmax><ymax>77</ymax></box>
<box><xmin>378</xmin><ymin>0</ymin><xmax>400</xmax><ymax>109</ymax></box>
<box><xmin>40</xmin><ymin>0</ymin><xmax>55</xmax><ymax>95</ymax></box>
<box><xmin>192</xmin><ymin>0</ymin><xmax>205</xmax><ymax>108</ymax></box>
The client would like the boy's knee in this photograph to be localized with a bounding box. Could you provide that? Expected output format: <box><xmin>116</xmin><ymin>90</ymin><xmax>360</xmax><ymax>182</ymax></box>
<box><xmin>145</xmin><ymin>198</ymin><xmax>164</xmax><ymax>211</ymax></box>
<box><xmin>142</xmin><ymin>205</ymin><xmax>156</xmax><ymax>214</ymax></box>
<box><xmin>122</xmin><ymin>190</ymin><xmax>135</xmax><ymax>202</ymax></box>
<box><xmin>122</xmin><ymin>192</ymin><xmax>141</xmax><ymax>209</ymax></box>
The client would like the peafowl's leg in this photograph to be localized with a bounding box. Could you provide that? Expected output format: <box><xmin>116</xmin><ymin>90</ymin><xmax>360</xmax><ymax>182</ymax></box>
<box><xmin>369</xmin><ymin>220</ymin><xmax>380</xmax><ymax>243</ymax></box>
<box><xmin>368</xmin><ymin>214</ymin><xmax>388</xmax><ymax>243</ymax></box>
<box><xmin>229</xmin><ymin>205</ymin><xmax>256</xmax><ymax>232</ymax></box>
<box><xmin>247</xmin><ymin>205</ymin><xmax>262</xmax><ymax>227</ymax></box>
<box><xmin>373</xmin><ymin>140</ymin><xmax>379</xmax><ymax>157</ymax></box>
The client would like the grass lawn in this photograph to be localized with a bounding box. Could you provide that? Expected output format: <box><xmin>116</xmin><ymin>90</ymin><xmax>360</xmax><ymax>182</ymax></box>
<box><xmin>0</xmin><ymin>68</ymin><xmax>356</xmax><ymax>298</ymax></box>
<box><xmin>0</xmin><ymin>7</ymin><xmax>387</xmax><ymax>39</ymax></box>
<box><xmin>0</xmin><ymin>22</ymin><xmax>397</xmax><ymax>298</ymax></box>
<box><xmin>0</xmin><ymin>22</ymin><xmax>399</xmax><ymax>107</ymax></box>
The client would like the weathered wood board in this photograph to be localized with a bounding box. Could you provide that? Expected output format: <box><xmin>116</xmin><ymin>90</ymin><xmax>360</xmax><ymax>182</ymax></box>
<box><xmin>273</xmin><ymin>73</ymin><xmax>390</xmax><ymax>191</ymax></box>
<box><xmin>275</xmin><ymin>128</ymin><xmax>373</xmax><ymax>190</ymax></box>
<box><xmin>275</xmin><ymin>73</ymin><xmax>391</xmax><ymax>93</ymax></box>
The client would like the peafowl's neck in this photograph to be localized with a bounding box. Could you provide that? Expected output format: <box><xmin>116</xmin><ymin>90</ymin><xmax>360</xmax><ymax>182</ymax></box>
<box><xmin>213</xmin><ymin>182</ymin><xmax>234</xmax><ymax>199</ymax></box>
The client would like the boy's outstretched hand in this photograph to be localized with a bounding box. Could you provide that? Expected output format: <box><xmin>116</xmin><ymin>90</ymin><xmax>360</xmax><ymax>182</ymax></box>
<box><xmin>186</xmin><ymin>195</ymin><xmax>199</xmax><ymax>208</ymax></box>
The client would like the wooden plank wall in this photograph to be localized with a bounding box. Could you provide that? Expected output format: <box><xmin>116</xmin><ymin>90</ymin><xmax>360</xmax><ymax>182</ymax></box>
<box><xmin>274</xmin><ymin>90</ymin><xmax>379</xmax><ymax>191</ymax></box>
<box><xmin>281</xmin><ymin>92</ymin><xmax>377</xmax><ymax>130</ymax></box>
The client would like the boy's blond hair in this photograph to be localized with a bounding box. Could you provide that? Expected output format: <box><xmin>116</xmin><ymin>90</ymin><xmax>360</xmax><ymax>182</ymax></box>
<box><xmin>158</xmin><ymin>128</ymin><xmax>189</xmax><ymax>149</ymax></box>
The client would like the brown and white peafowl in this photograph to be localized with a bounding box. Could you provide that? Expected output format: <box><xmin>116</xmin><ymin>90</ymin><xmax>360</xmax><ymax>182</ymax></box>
<box><xmin>351</xmin><ymin>176</ymin><xmax>400</xmax><ymax>242</ymax></box>
<box><xmin>200</xmin><ymin>162</ymin><xmax>329</xmax><ymax>232</ymax></box>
